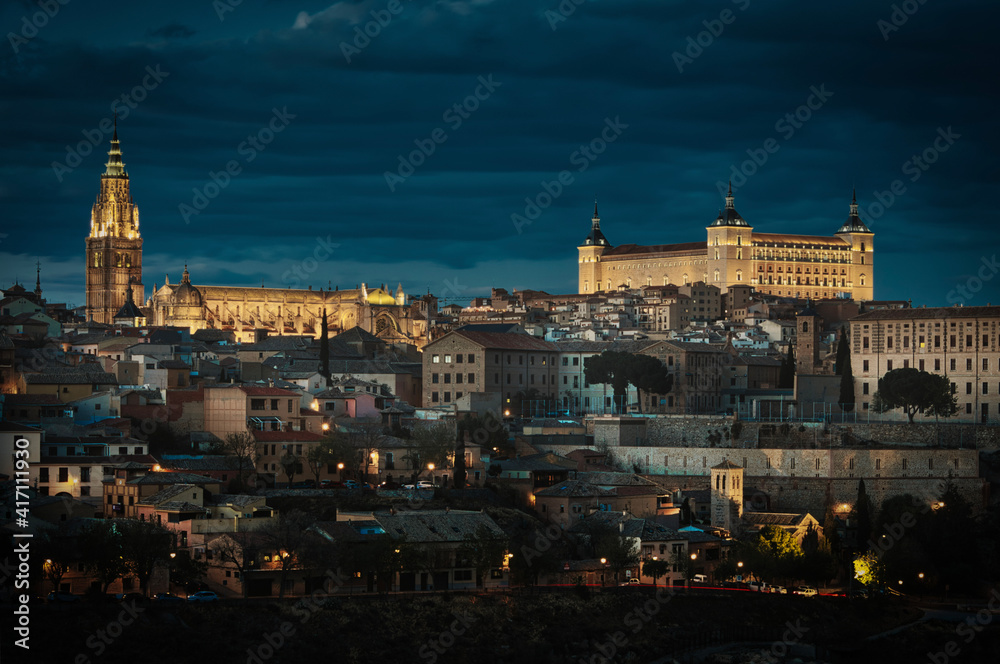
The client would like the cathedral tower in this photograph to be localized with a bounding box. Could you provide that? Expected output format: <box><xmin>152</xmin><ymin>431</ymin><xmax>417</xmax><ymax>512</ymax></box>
<box><xmin>86</xmin><ymin>120</ymin><xmax>143</xmax><ymax>324</ymax></box>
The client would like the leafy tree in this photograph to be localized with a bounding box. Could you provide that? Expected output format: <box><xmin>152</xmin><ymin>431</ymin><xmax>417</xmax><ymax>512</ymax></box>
<box><xmin>853</xmin><ymin>550</ymin><xmax>885</xmax><ymax>590</ymax></box>
<box><xmin>210</xmin><ymin>530</ymin><xmax>263</xmax><ymax>599</ymax></box>
<box><xmin>457</xmin><ymin>412</ymin><xmax>510</xmax><ymax>458</ymax></box>
<box><xmin>750</xmin><ymin>525</ymin><xmax>803</xmax><ymax>582</ymax></box>
<box><xmin>258</xmin><ymin>510</ymin><xmax>320</xmax><ymax>599</ymax></box>
<box><xmin>79</xmin><ymin>520</ymin><xmax>129</xmax><ymax>593</ymax></box>
<box><xmin>855</xmin><ymin>479</ymin><xmax>873</xmax><ymax>551</ymax></box>
<box><xmin>168</xmin><ymin>551</ymin><xmax>208</xmax><ymax>592</ymax></box>
<box><xmin>118</xmin><ymin>519</ymin><xmax>173</xmax><ymax>596</ymax></box>
<box><xmin>457</xmin><ymin>524</ymin><xmax>508</xmax><ymax>587</ymax></box>
<box><xmin>779</xmin><ymin>344</ymin><xmax>795</xmax><ymax>389</ymax></box>
<box><xmin>643</xmin><ymin>558</ymin><xmax>671</xmax><ymax>587</ymax></box>
<box><xmin>584</xmin><ymin>351</ymin><xmax>672</xmax><ymax>414</ymax></box>
<box><xmin>216</xmin><ymin>429</ymin><xmax>260</xmax><ymax>493</ymax></box>
<box><xmin>38</xmin><ymin>525</ymin><xmax>75</xmax><ymax>593</ymax></box>
<box><xmin>872</xmin><ymin>368</ymin><xmax>958</xmax><ymax>423</ymax></box>
<box><xmin>592</xmin><ymin>525</ymin><xmax>639</xmax><ymax>585</ymax></box>
<box><xmin>406</xmin><ymin>422</ymin><xmax>454</xmax><ymax>483</ymax></box>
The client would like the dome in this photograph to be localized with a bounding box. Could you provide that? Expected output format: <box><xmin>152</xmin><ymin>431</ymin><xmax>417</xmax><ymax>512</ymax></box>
<box><xmin>173</xmin><ymin>266</ymin><xmax>203</xmax><ymax>306</ymax></box>
<box><xmin>709</xmin><ymin>183</ymin><xmax>750</xmax><ymax>227</ymax></box>
<box><xmin>366</xmin><ymin>288</ymin><xmax>396</xmax><ymax>306</ymax></box>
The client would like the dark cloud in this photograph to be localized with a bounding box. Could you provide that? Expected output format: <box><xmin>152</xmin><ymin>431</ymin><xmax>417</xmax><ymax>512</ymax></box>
<box><xmin>1</xmin><ymin>0</ymin><xmax>998</xmax><ymax>308</ymax></box>
<box><xmin>146</xmin><ymin>23</ymin><xmax>196</xmax><ymax>40</ymax></box>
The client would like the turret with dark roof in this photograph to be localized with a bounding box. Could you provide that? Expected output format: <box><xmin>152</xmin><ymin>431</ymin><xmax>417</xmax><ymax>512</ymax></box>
<box><xmin>836</xmin><ymin>188</ymin><xmax>872</xmax><ymax>233</ymax></box>
<box><xmin>581</xmin><ymin>200</ymin><xmax>611</xmax><ymax>247</ymax></box>
<box><xmin>709</xmin><ymin>182</ymin><xmax>751</xmax><ymax>227</ymax></box>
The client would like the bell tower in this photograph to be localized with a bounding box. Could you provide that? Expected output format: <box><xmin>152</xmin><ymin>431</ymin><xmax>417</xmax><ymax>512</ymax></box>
<box><xmin>578</xmin><ymin>200</ymin><xmax>610</xmax><ymax>294</ymax></box>
<box><xmin>710</xmin><ymin>459</ymin><xmax>744</xmax><ymax>534</ymax></box>
<box><xmin>86</xmin><ymin>118</ymin><xmax>143</xmax><ymax>324</ymax></box>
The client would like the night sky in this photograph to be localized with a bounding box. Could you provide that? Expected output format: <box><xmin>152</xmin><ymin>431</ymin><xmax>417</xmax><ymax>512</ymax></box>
<box><xmin>1</xmin><ymin>0</ymin><xmax>997</xmax><ymax>310</ymax></box>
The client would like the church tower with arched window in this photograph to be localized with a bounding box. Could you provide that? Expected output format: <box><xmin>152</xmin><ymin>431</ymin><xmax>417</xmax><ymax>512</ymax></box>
<box><xmin>710</xmin><ymin>459</ymin><xmax>744</xmax><ymax>534</ymax></box>
<box><xmin>86</xmin><ymin>119</ymin><xmax>143</xmax><ymax>324</ymax></box>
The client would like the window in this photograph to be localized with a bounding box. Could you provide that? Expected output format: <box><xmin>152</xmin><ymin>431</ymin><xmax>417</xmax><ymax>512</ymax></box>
<box><xmin>251</xmin><ymin>399</ymin><xmax>265</xmax><ymax>410</ymax></box>
<box><xmin>432</xmin><ymin>373</ymin><xmax>439</xmax><ymax>384</ymax></box>
<box><xmin>432</xmin><ymin>354</ymin><xmax>440</xmax><ymax>363</ymax></box>
<box><xmin>985</xmin><ymin>358</ymin><xmax>990</xmax><ymax>371</ymax></box>
<box><xmin>935</xmin><ymin>359</ymin><xmax>941</xmax><ymax>371</ymax></box>
<box><xmin>984</xmin><ymin>382</ymin><xmax>989</xmax><ymax>395</ymax></box>
<box><xmin>468</xmin><ymin>373</ymin><xmax>474</xmax><ymax>383</ymax></box>
<box><xmin>80</xmin><ymin>467</ymin><xmax>90</xmax><ymax>482</ymax></box>
<box><xmin>444</xmin><ymin>354</ymin><xmax>452</xmax><ymax>363</ymax></box>
<box><xmin>443</xmin><ymin>392</ymin><xmax>451</xmax><ymax>403</ymax></box>
<box><xmin>919</xmin><ymin>360</ymin><xmax>925</xmax><ymax>371</ymax></box>
<box><xmin>431</xmin><ymin>391</ymin><xmax>439</xmax><ymax>403</ymax></box>
<box><xmin>443</xmin><ymin>374</ymin><xmax>451</xmax><ymax>384</ymax></box>
<box><xmin>39</xmin><ymin>468</ymin><xmax>49</xmax><ymax>483</ymax></box>
<box><xmin>456</xmin><ymin>354</ymin><xmax>463</xmax><ymax>364</ymax></box>
<box><xmin>951</xmin><ymin>358</ymin><xmax>957</xmax><ymax>371</ymax></box>
<box><xmin>863</xmin><ymin>360</ymin><xmax>869</xmax><ymax>372</ymax></box>
<box><xmin>967</xmin><ymin>359</ymin><xmax>973</xmax><ymax>371</ymax></box>
<box><xmin>270</xmin><ymin>399</ymin><xmax>279</xmax><ymax>410</ymax></box>
<box><xmin>863</xmin><ymin>383</ymin><xmax>869</xmax><ymax>395</ymax></box>
<box><xmin>887</xmin><ymin>360</ymin><xmax>892</xmax><ymax>371</ymax></box>
<box><xmin>58</xmin><ymin>468</ymin><xmax>69</xmax><ymax>482</ymax></box>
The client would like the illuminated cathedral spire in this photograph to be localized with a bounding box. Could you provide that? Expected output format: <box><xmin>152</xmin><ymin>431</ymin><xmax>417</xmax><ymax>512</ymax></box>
<box><xmin>104</xmin><ymin>113</ymin><xmax>126</xmax><ymax>177</ymax></box>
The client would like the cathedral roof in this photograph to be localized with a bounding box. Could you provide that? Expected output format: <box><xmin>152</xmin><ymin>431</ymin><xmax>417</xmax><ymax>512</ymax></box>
<box><xmin>836</xmin><ymin>189</ymin><xmax>872</xmax><ymax>233</ymax></box>
<box><xmin>366</xmin><ymin>288</ymin><xmax>396</xmax><ymax>306</ymax></box>
<box><xmin>173</xmin><ymin>266</ymin><xmax>203</xmax><ymax>306</ymax></box>
<box><xmin>104</xmin><ymin>115</ymin><xmax>127</xmax><ymax>178</ymax></box>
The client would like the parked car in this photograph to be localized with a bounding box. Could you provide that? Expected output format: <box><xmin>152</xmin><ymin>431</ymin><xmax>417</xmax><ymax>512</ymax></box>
<box><xmin>848</xmin><ymin>587</ymin><xmax>869</xmax><ymax>600</ymax></box>
<box><xmin>692</xmin><ymin>574</ymin><xmax>708</xmax><ymax>584</ymax></box>
<box><xmin>153</xmin><ymin>593</ymin><xmax>186</xmax><ymax>606</ymax></box>
<box><xmin>378</xmin><ymin>481</ymin><xmax>401</xmax><ymax>490</ymax></box>
<box><xmin>792</xmin><ymin>586</ymin><xmax>817</xmax><ymax>597</ymax></box>
<box><xmin>187</xmin><ymin>591</ymin><xmax>219</xmax><ymax>603</ymax></box>
<box><xmin>343</xmin><ymin>480</ymin><xmax>359</xmax><ymax>489</ymax></box>
<box><xmin>770</xmin><ymin>585</ymin><xmax>787</xmax><ymax>595</ymax></box>
<box><xmin>748</xmin><ymin>581</ymin><xmax>769</xmax><ymax>592</ymax></box>
<box><xmin>620</xmin><ymin>578</ymin><xmax>640</xmax><ymax>586</ymax></box>
<box><xmin>320</xmin><ymin>479</ymin><xmax>345</xmax><ymax>489</ymax></box>
<box><xmin>291</xmin><ymin>480</ymin><xmax>316</xmax><ymax>489</ymax></box>
<box><xmin>47</xmin><ymin>591</ymin><xmax>79</xmax><ymax>603</ymax></box>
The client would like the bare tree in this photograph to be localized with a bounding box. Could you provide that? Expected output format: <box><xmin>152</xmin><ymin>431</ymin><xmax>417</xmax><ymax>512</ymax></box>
<box><xmin>217</xmin><ymin>429</ymin><xmax>260</xmax><ymax>493</ymax></box>
<box><xmin>210</xmin><ymin>530</ymin><xmax>263</xmax><ymax>599</ymax></box>
<box><xmin>346</xmin><ymin>418</ymin><xmax>387</xmax><ymax>483</ymax></box>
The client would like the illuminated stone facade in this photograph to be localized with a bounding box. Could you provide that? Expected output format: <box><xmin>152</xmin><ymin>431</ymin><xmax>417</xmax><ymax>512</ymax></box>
<box><xmin>578</xmin><ymin>188</ymin><xmax>875</xmax><ymax>301</ymax></box>
<box><xmin>85</xmin><ymin>124</ymin><xmax>143</xmax><ymax>324</ymax></box>
<box><xmin>84</xmin><ymin>127</ymin><xmax>432</xmax><ymax>346</ymax></box>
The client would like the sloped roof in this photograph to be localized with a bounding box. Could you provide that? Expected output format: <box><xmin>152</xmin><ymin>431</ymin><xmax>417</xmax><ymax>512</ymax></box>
<box><xmin>125</xmin><ymin>472</ymin><xmax>219</xmax><ymax>486</ymax></box>
<box><xmin>159</xmin><ymin>456</ymin><xmax>243</xmax><ymax>472</ymax></box>
<box><xmin>535</xmin><ymin>479</ymin><xmax>616</xmax><ymax>498</ymax></box>
<box><xmin>373</xmin><ymin>510</ymin><xmax>504</xmax><ymax>543</ymax></box>
<box><xmin>138</xmin><ymin>484</ymin><xmax>199</xmax><ymax>506</ymax></box>
<box><xmin>24</xmin><ymin>370</ymin><xmax>117</xmax><ymax>385</ymax></box>
<box><xmin>744</xmin><ymin>512</ymin><xmax>815</xmax><ymax>527</ymax></box>
<box><xmin>602</xmin><ymin>242</ymin><xmax>706</xmax><ymax>258</ymax></box>
<box><xmin>853</xmin><ymin>306</ymin><xmax>999</xmax><ymax>321</ymax></box>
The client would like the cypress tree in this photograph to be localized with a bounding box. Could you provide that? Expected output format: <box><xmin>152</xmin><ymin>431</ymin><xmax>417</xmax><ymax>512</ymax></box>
<box><xmin>320</xmin><ymin>308</ymin><xmax>331</xmax><ymax>387</ymax></box>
